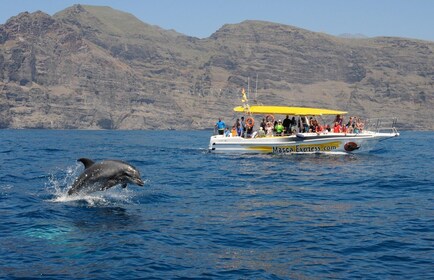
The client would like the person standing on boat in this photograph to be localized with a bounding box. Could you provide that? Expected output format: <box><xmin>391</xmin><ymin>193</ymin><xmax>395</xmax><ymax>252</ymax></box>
<box><xmin>290</xmin><ymin>117</ymin><xmax>297</xmax><ymax>134</ymax></box>
<box><xmin>215</xmin><ymin>118</ymin><xmax>226</xmax><ymax>135</ymax></box>
<box><xmin>240</xmin><ymin>116</ymin><xmax>246</xmax><ymax>137</ymax></box>
<box><xmin>260</xmin><ymin>118</ymin><xmax>267</xmax><ymax>131</ymax></box>
<box><xmin>334</xmin><ymin>114</ymin><xmax>343</xmax><ymax>126</ymax></box>
<box><xmin>283</xmin><ymin>115</ymin><xmax>291</xmax><ymax>135</ymax></box>
<box><xmin>275</xmin><ymin>120</ymin><xmax>285</xmax><ymax>136</ymax></box>
<box><xmin>234</xmin><ymin>118</ymin><xmax>241</xmax><ymax>136</ymax></box>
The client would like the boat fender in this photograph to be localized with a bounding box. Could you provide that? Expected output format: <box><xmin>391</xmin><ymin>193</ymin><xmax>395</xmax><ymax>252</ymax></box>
<box><xmin>245</xmin><ymin>117</ymin><xmax>255</xmax><ymax>128</ymax></box>
<box><xmin>344</xmin><ymin>142</ymin><xmax>359</xmax><ymax>152</ymax></box>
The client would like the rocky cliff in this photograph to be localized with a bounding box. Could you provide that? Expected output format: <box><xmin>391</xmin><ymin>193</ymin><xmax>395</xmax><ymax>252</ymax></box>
<box><xmin>0</xmin><ymin>5</ymin><xmax>433</xmax><ymax>130</ymax></box>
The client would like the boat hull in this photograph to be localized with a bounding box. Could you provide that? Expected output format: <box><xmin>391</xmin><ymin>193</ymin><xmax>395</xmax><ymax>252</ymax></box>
<box><xmin>208</xmin><ymin>131</ymin><xmax>399</xmax><ymax>154</ymax></box>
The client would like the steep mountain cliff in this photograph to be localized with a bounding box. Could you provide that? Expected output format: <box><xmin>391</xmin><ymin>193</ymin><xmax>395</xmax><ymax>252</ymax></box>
<box><xmin>0</xmin><ymin>5</ymin><xmax>433</xmax><ymax>129</ymax></box>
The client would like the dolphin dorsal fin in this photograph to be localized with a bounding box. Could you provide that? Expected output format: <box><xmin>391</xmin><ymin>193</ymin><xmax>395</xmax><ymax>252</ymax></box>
<box><xmin>78</xmin><ymin>158</ymin><xmax>95</xmax><ymax>169</ymax></box>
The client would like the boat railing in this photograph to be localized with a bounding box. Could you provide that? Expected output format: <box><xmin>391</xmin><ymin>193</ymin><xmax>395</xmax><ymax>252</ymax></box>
<box><xmin>364</xmin><ymin>118</ymin><xmax>399</xmax><ymax>134</ymax></box>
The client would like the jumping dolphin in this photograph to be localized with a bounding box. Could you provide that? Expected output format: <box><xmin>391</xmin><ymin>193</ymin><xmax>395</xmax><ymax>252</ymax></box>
<box><xmin>67</xmin><ymin>158</ymin><xmax>145</xmax><ymax>196</ymax></box>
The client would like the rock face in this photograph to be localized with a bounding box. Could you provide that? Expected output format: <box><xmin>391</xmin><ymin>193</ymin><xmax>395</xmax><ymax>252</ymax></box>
<box><xmin>0</xmin><ymin>5</ymin><xmax>433</xmax><ymax>130</ymax></box>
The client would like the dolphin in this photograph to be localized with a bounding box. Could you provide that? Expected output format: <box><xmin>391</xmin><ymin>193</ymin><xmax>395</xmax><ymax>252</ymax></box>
<box><xmin>67</xmin><ymin>158</ymin><xmax>145</xmax><ymax>196</ymax></box>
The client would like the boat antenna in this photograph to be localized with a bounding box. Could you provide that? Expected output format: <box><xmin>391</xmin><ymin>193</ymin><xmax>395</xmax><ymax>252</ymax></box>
<box><xmin>247</xmin><ymin>77</ymin><xmax>250</xmax><ymax>101</ymax></box>
<box><xmin>254</xmin><ymin>73</ymin><xmax>258</xmax><ymax>104</ymax></box>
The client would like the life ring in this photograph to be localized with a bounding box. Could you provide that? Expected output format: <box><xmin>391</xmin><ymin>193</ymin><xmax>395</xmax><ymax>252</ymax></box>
<box><xmin>265</xmin><ymin>114</ymin><xmax>275</xmax><ymax>124</ymax></box>
<box><xmin>245</xmin><ymin>117</ymin><xmax>255</xmax><ymax>128</ymax></box>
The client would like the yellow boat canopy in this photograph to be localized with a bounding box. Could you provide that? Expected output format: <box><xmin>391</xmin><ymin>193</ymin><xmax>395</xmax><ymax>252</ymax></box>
<box><xmin>233</xmin><ymin>105</ymin><xmax>347</xmax><ymax>116</ymax></box>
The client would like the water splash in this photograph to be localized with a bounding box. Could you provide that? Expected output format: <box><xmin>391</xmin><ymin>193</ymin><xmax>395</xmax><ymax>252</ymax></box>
<box><xmin>44</xmin><ymin>162</ymin><xmax>79</xmax><ymax>198</ymax></box>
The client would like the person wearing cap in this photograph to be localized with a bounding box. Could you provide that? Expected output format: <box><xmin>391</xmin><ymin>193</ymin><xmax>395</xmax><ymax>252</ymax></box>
<box><xmin>275</xmin><ymin>120</ymin><xmax>284</xmax><ymax>136</ymax></box>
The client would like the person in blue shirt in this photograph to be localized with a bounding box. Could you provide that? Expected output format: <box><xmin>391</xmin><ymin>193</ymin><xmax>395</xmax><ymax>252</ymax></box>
<box><xmin>215</xmin><ymin>118</ymin><xmax>226</xmax><ymax>135</ymax></box>
<box><xmin>224</xmin><ymin>127</ymin><xmax>231</xmax><ymax>137</ymax></box>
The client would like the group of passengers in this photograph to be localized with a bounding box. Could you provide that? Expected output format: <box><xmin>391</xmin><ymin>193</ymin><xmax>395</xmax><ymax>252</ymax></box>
<box><xmin>230</xmin><ymin>116</ymin><xmax>255</xmax><ymax>137</ymax></box>
<box><xmin>258</xmin><ymin>115</ymin><xmax>298</xmax><ymax>137</ymax></box>
<box><xmin>331</xmin><ymin>115</ymin><xmax>365</xmax><ymax>134</ymax></box>
<box><xmin>216</xmin><ymin>114</ymin><xmax>365</xmax><ymax>138</ymax></box>
<box><xmin>301</xmin><ymin>115</ymin><xmax>364</xmax><ymax>134</ymax></box>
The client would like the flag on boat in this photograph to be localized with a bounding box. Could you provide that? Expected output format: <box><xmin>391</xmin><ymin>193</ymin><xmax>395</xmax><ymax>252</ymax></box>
<box><xmin>241</xmin><ymin>88</ymin><xmax>248</xmax><ymax>103</ymax></box>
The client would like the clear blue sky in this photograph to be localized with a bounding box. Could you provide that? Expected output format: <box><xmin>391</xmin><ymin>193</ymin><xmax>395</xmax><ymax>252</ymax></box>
<box><xmin>0</xmin><ymin>0</ymin><xmax>433</xmax><ymax>41</ymax></box>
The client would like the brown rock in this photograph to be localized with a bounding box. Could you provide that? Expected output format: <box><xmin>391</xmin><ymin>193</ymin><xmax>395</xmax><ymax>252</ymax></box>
<box><xmin>0</xmin><ymin>5</ymin><xmax>433</xmax><ymax>130</ymax></box>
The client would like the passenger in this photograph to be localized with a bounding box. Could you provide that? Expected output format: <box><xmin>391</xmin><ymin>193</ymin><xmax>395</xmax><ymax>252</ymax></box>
<box><xmin>234</xmin><ymin>118</ymin><xmax>241</xmax><ymax>136</ymax></box>
<box><xmin>260</xmin><ymin>118</ymin><xmax>267</xmax><ymax>131</ymax></box>
<box><xmin>290</xmin><ymin>117</ymin><xmax>297</xmax><ymax>134</ymax></box>
<box><xmin>314</xmin><ymin>119</ymin><xmax>320</xmax><ymax>130</ymax></box>
<box><xmin>231</xmin><ymin>126</ymin><xmax>237</xmax><ymax>137</ymax></box>
<box><xmin>297</xmin><ymin>117</ymin><xmax>303</xmax><ymax>132</ymax></box>
<box><xmin>350</xmin><ymin>117</ymin><xmax>356</xmax><ymax>133</ymax></box>
<box><xmin>224</xmin><ymin>127</ymin><xmax>231</xmax><ymax>137</ymax></box>
<box><xmin>309</xmin><ymin>117</ymin><xmax>314</xmax><ymax>132</ymax></box>
<box><xmin>334</xmin><ymin>114</ymin><xmax>343</xmax><ymax>126</ymax></box>
<box><xmin>275</xmin><ymin>120</ymin><xmax>285</xmax><ymax>136</ymax></box>
<box><xmin>245</xmin><ymin>117</ymin><xmax>255</xmax><ymax>138</ymax></box>
<box><xmin>356</xmin><ymin>118</ymin><xmax>364</xmax><ymax>132</ymax></box>
<box><xmin>215</xmin><ymin>118</ymin><xmax>226</xmax><ymax>135</ymax></box>
<box><xmin>347</xmin><ymin>116</ymin><xmax>355</xmax><ymax>129</ymax></box>
<box><xmin>311</xmin><ymin>117</ymin><xmax>320</xmax><ymax>133</ymax></box>
<box><xmin>240</xmin><ymin>116</ymin><xmax>246</xmax><ymax>137</ymax></box>
<box><xmin>246</xmin><ymin>125</ymin><xmax>253</xmax><ymax>138</ymax></box>
<box><xmin>265</xmin><ymin>121</ymin><xmax>274</xmax><ymax>136</ymax></box>
<box><xmin>333</xmin><ymin>122</ymin><xmax>342</xmax><ymax>133</ymax></box>
<box><xmin>342</xmin><ymin>124</ymin><xmax>348</xmax><ymax>133</ymax></box>
<box><xmin>283</xmin><ymin>115</ymin><xmax>290</xmax><ymax>135</ymax></box>
<box><xmin>257</xmin><ymin>127</ymin><xmax>266</xmax><ymax>137</ymax></box>
<box><xmin>302</xmin><ymin>117</ymin><xmax>309</xmax><ymax>133</ymax></box>
<box><xmin>354</xmin><ymin>118</ymin><xmax>364</xmax><ymax>134</ymax></box>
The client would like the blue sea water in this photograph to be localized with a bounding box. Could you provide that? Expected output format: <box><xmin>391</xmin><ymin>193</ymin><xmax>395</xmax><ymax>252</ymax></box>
<box><xmin>0</xmin><ymin>130</ymin><xmax>433</xmax><ymax>279</ymax></box>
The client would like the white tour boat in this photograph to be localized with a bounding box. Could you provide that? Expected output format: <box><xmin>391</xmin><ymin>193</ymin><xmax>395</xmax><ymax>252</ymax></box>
<box><xmin>209</xmin><ymin>96</ymin><xmax>399</xmax><ymax>154</ymax></box>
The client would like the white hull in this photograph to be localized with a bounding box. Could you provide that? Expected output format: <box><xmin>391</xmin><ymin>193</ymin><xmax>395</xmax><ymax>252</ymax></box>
<box><xmin>209</xmin><ymin>131</ymin><xmax>399</xmax><ymax>154</ymax></box>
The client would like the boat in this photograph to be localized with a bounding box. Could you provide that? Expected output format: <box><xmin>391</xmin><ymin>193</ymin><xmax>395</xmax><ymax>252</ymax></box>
<box><xmin>209</xmin><ymin>91</ymin><xmax>399</xmax><ymax>154</ymax></box>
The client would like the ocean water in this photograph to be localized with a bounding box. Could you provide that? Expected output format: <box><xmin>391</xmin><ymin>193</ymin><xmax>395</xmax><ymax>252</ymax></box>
<box><xmin>0</xmin><ymin>130</ymin><xmax>433</xmax><ymax>279</ymax></box>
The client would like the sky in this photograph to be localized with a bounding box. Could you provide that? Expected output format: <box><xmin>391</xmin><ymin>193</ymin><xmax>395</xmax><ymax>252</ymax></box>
<box><xmin>0</xmin><ymin>0</ymin><xmax>433</xmax><ymax>41</ymax></box>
